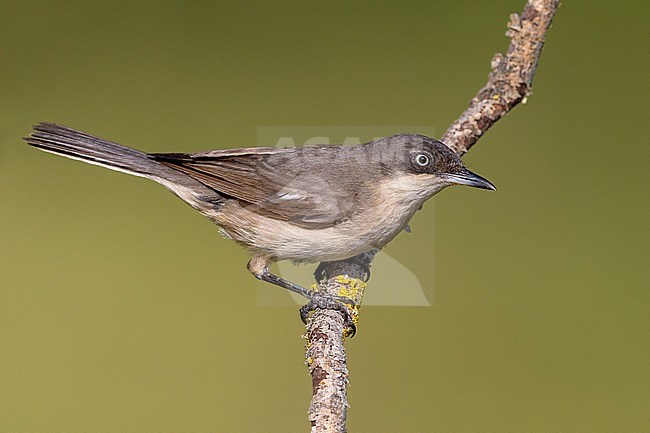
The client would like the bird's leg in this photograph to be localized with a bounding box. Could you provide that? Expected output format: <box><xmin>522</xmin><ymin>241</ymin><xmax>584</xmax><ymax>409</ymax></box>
<box><xmin>247</xmin><ymin>255</ymin><xmax>315</xmax><ymax>298</ymax></box>
<box><xmin>248</xmin><ymin>255</ymin><xmax>357</xmax><ymax>336</ymax></box>
<box><xmin>257</xmin><ymin>268</ymin><xmax>315</xmax><ymax>299</ymax></box>
<box><xmin>262</xmin><ymin>268</ymin><xmax>358</xmax><ymax>333</ymax></box>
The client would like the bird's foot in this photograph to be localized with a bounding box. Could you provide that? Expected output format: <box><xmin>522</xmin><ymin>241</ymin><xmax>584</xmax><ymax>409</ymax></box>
<box><xmin>300</xmin><ymin>295</ymin><xmax>357</xmax><ymax>338</ymax></box>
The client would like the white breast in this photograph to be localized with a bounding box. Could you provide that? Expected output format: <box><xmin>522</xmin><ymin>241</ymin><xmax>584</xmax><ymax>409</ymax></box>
<box><xmin>210</xmin><ymin>173</ymin><xmax>449</xmax><ymax>263</ymax></box>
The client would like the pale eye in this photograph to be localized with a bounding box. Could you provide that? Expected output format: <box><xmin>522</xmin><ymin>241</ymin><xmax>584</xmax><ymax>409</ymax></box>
<box><xmin>415</xmin><ymin>154</ymin><xmax>429</xmax><ymax>166</ymax></box>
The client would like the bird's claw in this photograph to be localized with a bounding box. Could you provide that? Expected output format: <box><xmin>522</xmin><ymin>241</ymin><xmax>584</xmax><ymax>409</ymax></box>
<box><xmin>300</xmin><ymin>295</ymin><xmax>357</xmax><ymax>337</ymax></box>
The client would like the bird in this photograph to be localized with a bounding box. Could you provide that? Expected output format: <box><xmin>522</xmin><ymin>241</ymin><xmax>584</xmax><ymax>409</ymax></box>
<box><xmin>24</xmin><ymin>122</ymin><xmax>495</xmax><ymax>329</ymax></box>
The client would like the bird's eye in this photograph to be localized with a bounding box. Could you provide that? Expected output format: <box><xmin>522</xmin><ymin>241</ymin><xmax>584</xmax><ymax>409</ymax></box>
<box><xmin>415</xmin><ymin>154</ymin><xmax>430</xmax><ymax>166</ymax></box>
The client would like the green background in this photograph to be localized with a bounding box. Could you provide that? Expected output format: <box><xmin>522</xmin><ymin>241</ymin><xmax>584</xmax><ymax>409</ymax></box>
<box><xmin>1</xmin><ymin>1</ymin><xmax>648</xmax><ymax>432</ymax></box>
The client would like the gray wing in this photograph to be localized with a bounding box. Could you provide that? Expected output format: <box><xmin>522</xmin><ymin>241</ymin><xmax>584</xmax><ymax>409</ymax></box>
<box><xmin>151</xmin><ymin>145</ymin><xmax>366</xmax><ymax>229</ymax></box>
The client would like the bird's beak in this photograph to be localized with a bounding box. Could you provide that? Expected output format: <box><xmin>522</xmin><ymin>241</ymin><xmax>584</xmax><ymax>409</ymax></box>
<box><xmin>444</xmin><ymin>168</ymin><xmax>496</xmax><ymax>191</ymax></box>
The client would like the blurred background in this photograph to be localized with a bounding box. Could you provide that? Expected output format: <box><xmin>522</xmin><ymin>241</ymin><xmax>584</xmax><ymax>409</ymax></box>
<box><xmin>1</xmin><ymin>1</ymin><xmax>648</xmax><ymax>432</ymax></box>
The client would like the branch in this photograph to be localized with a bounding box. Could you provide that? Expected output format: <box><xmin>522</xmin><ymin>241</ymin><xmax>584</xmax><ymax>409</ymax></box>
<box><xmin>305</xmin><ymin>252</ymin><xmax>374</xmax><ymax>433</ymax></box>
<box><xmin>441</xmin><ymin>0</ymin><xmax>561</xmax><ymax>155</ymax></box>
<box><xmin>303</xmin><ymin>1</ymin><xmax>560</xmax><ymax>431</ymax></box>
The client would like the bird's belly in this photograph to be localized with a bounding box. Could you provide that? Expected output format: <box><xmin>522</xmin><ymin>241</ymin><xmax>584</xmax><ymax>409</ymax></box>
<box><xmin>268</xmin><ymin>232</ymin><xmax>372</xmax><ymax>262</ymax></box>
<box><xmin>221</xmin><ymin>219</ymin><xmax>381</xmax><ymax>263</ymax></box>
<box><xmin>212</xmin><ymin>200</ymin><xmax>413</xmax><ymax>263</ymax></box>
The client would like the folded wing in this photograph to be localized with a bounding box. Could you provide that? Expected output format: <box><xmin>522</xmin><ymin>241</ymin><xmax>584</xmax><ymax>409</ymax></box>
<box><xmin>151</xmin><ymin>146</ymin><xmax>364</xmax><ymax>229</ymax></box>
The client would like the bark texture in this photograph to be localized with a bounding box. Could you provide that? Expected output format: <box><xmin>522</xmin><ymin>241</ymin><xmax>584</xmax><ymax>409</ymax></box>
<box><xmin>441</xmin><ymin>0</ymin><xmax>561</xmax><ymax>155</ymax></box>
<box><xmin>305</xmin><ymin>253</ymin><xmax>373</xmax><ymax>433</ymax></box>
<box><xmin>304</xmin><ymin>1</ymin><xmax>560</xmax><ymax>431</ymax></box>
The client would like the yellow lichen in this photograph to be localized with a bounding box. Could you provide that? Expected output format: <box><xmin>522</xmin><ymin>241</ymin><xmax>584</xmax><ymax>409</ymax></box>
<box><xmin>333</xmin><ymin>276</ymin><xmax>366</xmax><ymax>339</ymax></box>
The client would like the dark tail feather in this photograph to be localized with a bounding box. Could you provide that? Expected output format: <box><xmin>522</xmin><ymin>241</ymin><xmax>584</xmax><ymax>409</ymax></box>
<box><xmin>24</xmin><ymin>122</ymin><xmax>160</xmax><ymax>177</ymax></box>
<box><xmin>23</xmin><ymin>123</ymin><xmax>224</xmax><ymax>210</ymax></box>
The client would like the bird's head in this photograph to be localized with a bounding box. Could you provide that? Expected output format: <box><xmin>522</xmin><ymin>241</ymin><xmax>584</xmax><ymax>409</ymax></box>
<box><xmin>372</xmin><ymin>133</ymin><xmax>495</xmax><ymax>203</ymax></box>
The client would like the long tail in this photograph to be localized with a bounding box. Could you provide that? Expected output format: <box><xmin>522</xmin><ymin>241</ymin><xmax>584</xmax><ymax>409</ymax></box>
<box><xmin>24</xmin><ymin>122</ymin><xmax>168</xmax><ymax>178</ymax></box>
<box><xmin>23</xmin><ymin>122</ymin><xmax>223</xmax><ymax>210</ymax></box>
